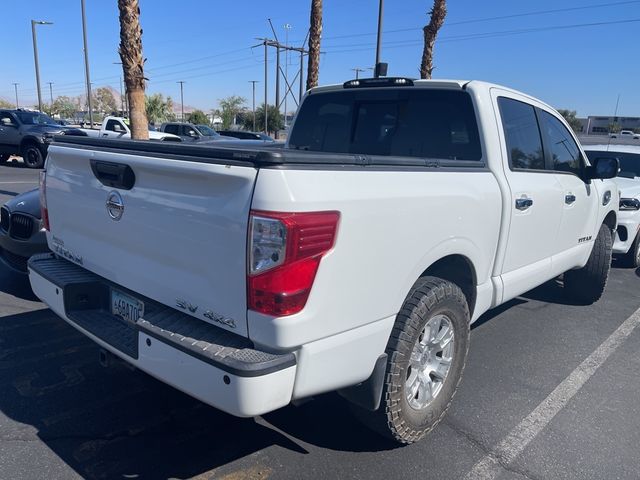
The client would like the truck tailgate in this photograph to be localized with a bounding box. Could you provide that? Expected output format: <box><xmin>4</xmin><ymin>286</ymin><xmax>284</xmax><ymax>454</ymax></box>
<box><xmin>44</xmin><ymin>144</ymin><xmax>257</xmax><ymax>337</ymax></box>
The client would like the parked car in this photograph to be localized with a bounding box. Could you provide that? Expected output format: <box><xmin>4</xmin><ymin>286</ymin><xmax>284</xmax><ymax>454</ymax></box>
<box><xmin>216</xmin><ymin>130</ymin><xmax>275</xmax><ymax>141</ymax></box>
<box><xmin>610</xmin><ymin>130</ymin><xmax>640</xmax><ymax>139</ymax></box>
<box><xmin>30</xmin><ymin>77</ymin><xmax>619</xmax><ymax>445</ymax></box>
<box><xmin>81</xmin><ymin>116</ymin><xmax>181</xmax><ymax>142</ymax></box>
<box><xmin>585</xmin><ymin>144</ymin><xmax>640</xmax><ymax>266</ymax></box>
<box><xmin>159</xmin><ymin>122</ymin><xmax>226</xmax><ymax>142</ymax></box>
<box><xmin>0</xmin><ymin>109</ymin><xmax>87</xmax><ymax>168</ymax></box>
<box><xmin>0</xmin><ymin>189</ymin><xmax>48</xmax><ymax>274</ymax></box>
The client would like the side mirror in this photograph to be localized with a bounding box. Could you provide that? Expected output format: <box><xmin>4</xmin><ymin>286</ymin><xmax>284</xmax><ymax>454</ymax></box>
<box><xmin>587</xmin><ymin>157</ymin><xmax>619</xmax><ymax>180</ymax></box>
<box><xmin>1</xmin><ymin>118</ymin><xmax>15</xmax><ymax>127</ymax></box>
<box><xmin>187</xmin><ymin>130</ymin><xmax>199</xmax><ymax>138</ymax></box>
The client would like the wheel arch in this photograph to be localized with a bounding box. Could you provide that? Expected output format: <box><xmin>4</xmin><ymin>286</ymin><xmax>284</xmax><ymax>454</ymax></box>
<box><xmin>418</xmin><ymin>254</ymin><xmax>478</xmax><ymax>318</ymax></box>
<box><xmin>20</xmin><ymin>136</ymin><xmax>45</xmax><ymax>150</ymax></box>
<box><xmin>603</xmin><ymin>210</ymin><xmax>617</xmax><ymax>235</ymax></box>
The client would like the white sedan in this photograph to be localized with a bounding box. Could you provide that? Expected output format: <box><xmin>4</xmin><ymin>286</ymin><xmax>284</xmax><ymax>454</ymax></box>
<box><xmin>585</xmin><ymin>144</ymin><xmax>640</xmax><ymax>267</ymax></box>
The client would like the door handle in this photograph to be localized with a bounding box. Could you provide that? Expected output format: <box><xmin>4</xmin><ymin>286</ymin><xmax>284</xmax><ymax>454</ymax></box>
<box><xmin>515</xmin><ymin>198</ymin><xmax>533</xmax><ymax>211</ymax></box>
<box><xmin>565</xmin><ymin>194</ymin><xmax>576</xmax><ymax>205</ymax></box>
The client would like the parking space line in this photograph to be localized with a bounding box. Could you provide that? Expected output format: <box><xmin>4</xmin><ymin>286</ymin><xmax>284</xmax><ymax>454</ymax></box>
<box><xmin>464</xmin><ymin>306</ymin><xmax>640</xmax><ymax>480</ymax></box>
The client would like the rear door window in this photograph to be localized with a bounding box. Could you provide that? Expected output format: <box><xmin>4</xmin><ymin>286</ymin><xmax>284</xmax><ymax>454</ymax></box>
<box><xmin>498</xmin><ymin>97</ymin><xmax>545</xmax><ymax>171</ymax></box>
<box><xmin>288</xmin><ymin>88</ymin><xmax>482</xmax><ymax>161</ymax></box>
<box><xmin>163</xmin><ymin>124</ymin><xmax>180</xmax><ymax>135</ymax></box>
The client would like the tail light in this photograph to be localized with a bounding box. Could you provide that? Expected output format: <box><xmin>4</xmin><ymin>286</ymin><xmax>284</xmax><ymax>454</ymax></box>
<box><xmin>39</xmin><ymin>171</ymin><xmax>50</xmax><ymax>231</ymax></box>
<box><xmin>248</xmin><ymin>210</ymin><xmax>340</xmax><ymax>316</ymax></box>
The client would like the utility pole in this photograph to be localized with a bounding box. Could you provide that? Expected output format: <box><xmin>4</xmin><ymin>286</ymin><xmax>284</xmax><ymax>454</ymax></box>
<box><xmin>12</xmin><ymin>83</ymin><xmax>19</xmax><ymax>109</ymax></box>
<box><xmin>249</xmin><ymin>80</ymin><xmax>259</xmax><ymax>132</ymax></box>
<box><xmin>80</xmin><ymin>0</ymin><xmax>93</xmax><ymax>126</ymax></box>
<box><xmin>264</xmin><ymin>41</ymin><xmax>268</xmax><ymax>134</ymax></box>
<box><xmin>47</xmin><ymin>82</ymin><xmax>54</xmax><ymax>107</ymax></box>
<box><xmin>254</xmin><ymin>34</ymin><xmax>309</xmax><ymax>135</ymax></box>
<box><xmin>283</xmin><ymin>23</ymin><xmax>292</xmax><ymax>128</ymax></box>
<box><xmin>177</xmin><ymin>81</ymin><xmax>185</xmax><ymax>121</ymax></box>
<box><xmin>351</xmin><ymin>68</ymin><xmax>366</xmax><ymax>79</ymax></box>
<box><xmin>374</xmin><ymin>0</ymin><xmax>384</xmax><ymax>77</ymax></box>
<box><xmin>31</xmin><ymin>20</ymin><xmax>53</xmax><ymax>112</ymax></box>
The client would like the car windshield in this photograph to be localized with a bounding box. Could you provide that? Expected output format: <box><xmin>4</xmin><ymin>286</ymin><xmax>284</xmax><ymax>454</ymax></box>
<box><xmin>16</xmin><ymin>111</ymin><xmax>58</xmax><ymax>126</ymax></box>
<box><xmin>585</xmin><ymin>150</ymin><xmax>640</xmax><ymax>178</ymax></box>
<box><xmin>196</xmin><ymin>125</ymin><xmax>220</xmax><ymax>137</ymax></box>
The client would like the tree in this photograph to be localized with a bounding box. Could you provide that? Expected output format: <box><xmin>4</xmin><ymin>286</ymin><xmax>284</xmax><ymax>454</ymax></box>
<box><xmin>218</xmin><ymin>95</ymin><xmax>246</xmax><ymax>129</ymax></box>
<box><xmin>93</xmin><ymin>87</ymin><xmax>118</xmax><ymax>115</ymax></box>
<box><xmin>0</xmin><ymin>99</ymin><xmax>13</xmax><ymax>109</ymax></box>
<box><xmin>187</xmin><ymin>109</ymin><xmax>209</xmax><ymax>125</ymax></box>
<box><xmin>557</xmin><ymin>109</ymin><xmax>583</xmax><ymax>133</ymax></box>
<box><xmin>50</xmin><ymin>96</ymin><xmax>77</xmax><ymax>119</ymax></box>
<box><xmin>118</xmin><ymin>0</ymin><xmax>148</xmax><ymax>139</ymax></box>
<box><xmin>306</xmin><ymin>0</ymin><xmax>323</xmax><ymax>90</ymax></box>
<box><xmin>420</xmin><ymin>0</ymin><xmax>447</xmax><ymax>79</ymax></box>
<box><xmin>145</xmin><ymin>93</ymin><xmax>174</xmax><ymax>124</ymax></box>
<box><xmin>243</xmin><ymin>104</ymin><xmax>283</xmax><ymax>134</ymax></box>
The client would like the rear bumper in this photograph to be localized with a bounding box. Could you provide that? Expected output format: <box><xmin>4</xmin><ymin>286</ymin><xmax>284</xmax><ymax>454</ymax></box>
<box><xmin>28</xmin><ymin>254</ymin><xmax>297</xmax><ymax>417</ymax></box>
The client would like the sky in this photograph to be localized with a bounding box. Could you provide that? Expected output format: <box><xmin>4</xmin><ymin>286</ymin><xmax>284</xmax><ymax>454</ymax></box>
<box><xmin>1</xmin><ymin>0</ymin><xmax>639</xmax><ymax>117</ymax></box>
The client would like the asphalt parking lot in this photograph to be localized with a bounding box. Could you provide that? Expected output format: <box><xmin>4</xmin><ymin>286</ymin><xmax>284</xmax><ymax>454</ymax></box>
<box><xmin>2</xmin><ymin>160</ymin><xmax>640</xmax><ymax>480</ymax></box>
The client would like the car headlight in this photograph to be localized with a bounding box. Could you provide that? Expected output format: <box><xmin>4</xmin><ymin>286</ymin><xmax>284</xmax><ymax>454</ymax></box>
<box><xmin>619</xmin><ymin>198</ymin><xmax>640</xmax><ymax>210</ymax></box>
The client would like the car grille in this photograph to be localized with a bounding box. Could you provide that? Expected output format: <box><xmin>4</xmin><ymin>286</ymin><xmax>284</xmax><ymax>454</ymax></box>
<box><xmin>9</xmin><ymin>213</ymin><xmax>34</xmax><ymax>240</ymax></box>
<box><xmin>0</xmin><ymin>207</ymin><xmax>9</xmax><ymax>233</ymax></box>
<box><xmin>0</xmin><ymin>248</ymin><xmax>29</xmax><ymax>272</ymax></box>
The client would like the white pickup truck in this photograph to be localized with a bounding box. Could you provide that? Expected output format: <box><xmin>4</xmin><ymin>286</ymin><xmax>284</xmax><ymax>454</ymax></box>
<box><xmin>30</xmin><ymin>78</ymin><xmax>619</xmax><ymax>444</ymax></box>
<box><xmin>81</xmin><ymin>116</ymin><xmax>181</xmax><ymax>141</ymax></box>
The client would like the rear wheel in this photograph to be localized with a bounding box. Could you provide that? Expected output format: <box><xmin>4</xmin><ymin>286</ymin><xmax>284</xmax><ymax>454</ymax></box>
<box><xmin>621</xmin><ymin>231</ymin><xmax>640</xmax><ymax>268</ymax></box>
<box><xmin>564</xmin><ymin>224</ymin><xmax>612</xmax><ymax>304</ymax></box>
<box><xmin>21</xmin><ymin>143</ymin><xmax>45</xmax><ymax>169</ymax></box>
<box><xmin>354</xmin><ymin>277</ymin><xmax>470</xmax><ymax>444</ymax></box>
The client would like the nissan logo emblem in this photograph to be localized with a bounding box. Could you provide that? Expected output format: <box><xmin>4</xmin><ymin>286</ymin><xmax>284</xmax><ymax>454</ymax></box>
<box><xmin>106</xmin><ymin>191</ymin><xmax>124</xmax><ymax>221</ymax></box>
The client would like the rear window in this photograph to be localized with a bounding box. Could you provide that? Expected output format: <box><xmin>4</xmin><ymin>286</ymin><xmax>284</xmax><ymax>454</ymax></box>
<box><xmin>288</xmin><ymin>88</ymin><xmax>482</xmax><ymax>161</ymax></box>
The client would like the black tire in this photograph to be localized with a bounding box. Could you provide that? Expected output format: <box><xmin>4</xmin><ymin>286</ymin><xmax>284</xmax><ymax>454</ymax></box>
<box><xmin>354</xmin><ymin>277</ymin><xmax>470</xmax><ymax>444</ymax></box>
<box><xmin>21</xmin><ymin>143</ymin><xmax>45</xmax><ymax>169</ymax></box>
<box><xmin>564</xmin><ymin>224</ymin><xmax>612</xmax><ymax>304</ymax></box>
<box><xmin>621</xmin><ymin>231</ymin><xmax>640</xmax><ymax>268</ymax></box>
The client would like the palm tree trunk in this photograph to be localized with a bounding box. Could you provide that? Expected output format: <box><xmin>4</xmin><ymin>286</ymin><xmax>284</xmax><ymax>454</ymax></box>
<box><xmin>420</xmin><ymin>0</ymin><xmax>447</xmax><ymax>79</ymax></box>
<box><xmin>306</xmin><ymin>0</ymin><xmax>323</xmax><ymax>91</ymax></box>
<box><xmin>117</xmin><ymin>0</ymin><xmax>148</xmax><ymax>140</ymax></box>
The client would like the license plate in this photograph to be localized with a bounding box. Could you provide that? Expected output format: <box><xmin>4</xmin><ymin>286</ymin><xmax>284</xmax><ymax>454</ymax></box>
<box><xmin>111</xmin><ymin>289</ymin><xmax>144</xmax><ymax>324</ymax></box>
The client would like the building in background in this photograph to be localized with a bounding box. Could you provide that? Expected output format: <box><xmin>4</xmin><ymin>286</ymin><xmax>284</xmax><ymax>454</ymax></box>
<box><xmin>577</xmin><ymin>116</ymin><xmax>640</xmax><ymax>135</ymax></box>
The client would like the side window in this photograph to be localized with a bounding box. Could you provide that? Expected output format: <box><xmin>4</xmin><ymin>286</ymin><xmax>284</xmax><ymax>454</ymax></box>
<box><xmin>105</xmin><ymin>119</ymin><xmax>124</xmax><ymax>132</ymax></box>
<box><xmin>164</xmin><ymin>124</ymin><xmax>179</xmax><ymax>135</ymax></box>
<box><xmin>498</xmin><ymin>97</ymin><xmax>545</xmax><ymax>170</ymax></box>
<box><xmin>539</xmin><ymin>111</ymin><xmax>582</xmax><ymax>176</ymax></box>
<box><xmin>0</xmin><ymin>112</ymin><xmax>17</xmax><ymax>127</ymax></box>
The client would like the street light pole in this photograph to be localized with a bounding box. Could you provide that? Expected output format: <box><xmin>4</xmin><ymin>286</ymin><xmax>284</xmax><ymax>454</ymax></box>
<box><xmin>31</xmin><ymin>20</ymin><xmax>52</xmax><ymax>112</ymax></box>
<box><xmin>249</xmin><ymin>80</ymin><xmax>259</xmax><ymax>132</ymax></box>
<box><xmin>113</xmin><ymin>61</ymin><xmax>128</xmax><ymax>118</ymax></box>
<box><xmin>177</xmin><ymin>81</ymin><xmax>185</xmax><ymax>121</ymax></box>
<box><xmin>80</xmin><ymin>0</ymin><xmax>93</xmax><ymax>126</ymax></box>
<box><xmin>374</xmin><ymin>0</ymin><xmax>384</xmax><ymax>77</ymax></box>
<box><xmin>12</xmin><ymin>83</ymin><xmax>19</xmax><ymax>109</ymax></box>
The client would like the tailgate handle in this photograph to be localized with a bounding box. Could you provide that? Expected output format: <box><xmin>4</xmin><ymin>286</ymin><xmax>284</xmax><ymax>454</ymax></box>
<box><xmin>90</xmin><ymin>160</ymin><xmax>136</xmax><ymax>190</ymax></box>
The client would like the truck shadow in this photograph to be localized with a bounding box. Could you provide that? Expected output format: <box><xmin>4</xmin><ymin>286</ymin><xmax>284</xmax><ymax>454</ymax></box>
<box><xmin>0</xmin><ymin>309</ymin><xmax>398</xmax><ymax>480</ymax></box>
<box><xmin>0</xmin><ymin>264</ymin><xmax>39</xmax><ymax>301</ymax></box>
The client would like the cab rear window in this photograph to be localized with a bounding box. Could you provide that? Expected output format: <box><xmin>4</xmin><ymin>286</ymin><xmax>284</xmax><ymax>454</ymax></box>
<box><xmin>288</xmin><ymin>89</ymin><xmax>482</xmax><ymax>161</ymax></box>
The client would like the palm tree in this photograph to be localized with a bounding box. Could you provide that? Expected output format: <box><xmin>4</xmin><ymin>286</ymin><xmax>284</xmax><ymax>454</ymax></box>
<box><xmin>306</xmin><ymin>0</ymin><xmax>323</xmax><ymax>91</ymax></box>
<box><xmin>117</xmin><ymin>0</ymin><xmax>148</xmax><ymax>139</ymax></box>
<box><xmin>420</xmin><ymin>0</ymin><xmax>447</xmax><ymax>79</ymax></box>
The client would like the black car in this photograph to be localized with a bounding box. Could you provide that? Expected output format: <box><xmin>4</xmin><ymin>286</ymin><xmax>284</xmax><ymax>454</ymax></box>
<box><xmin>216</xmin><ymin>130</ymin><xmax>275</xmax><ymax>141</ymax></box>
<box><xmin>0</xmin><ymin>109</ymin><xmax>87</xmax><ymax>169</ymax></box>
<box><xmin>0</xmin><ymin>189</ymin><xmax>49</xmax><ymax>274</ymax></box>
